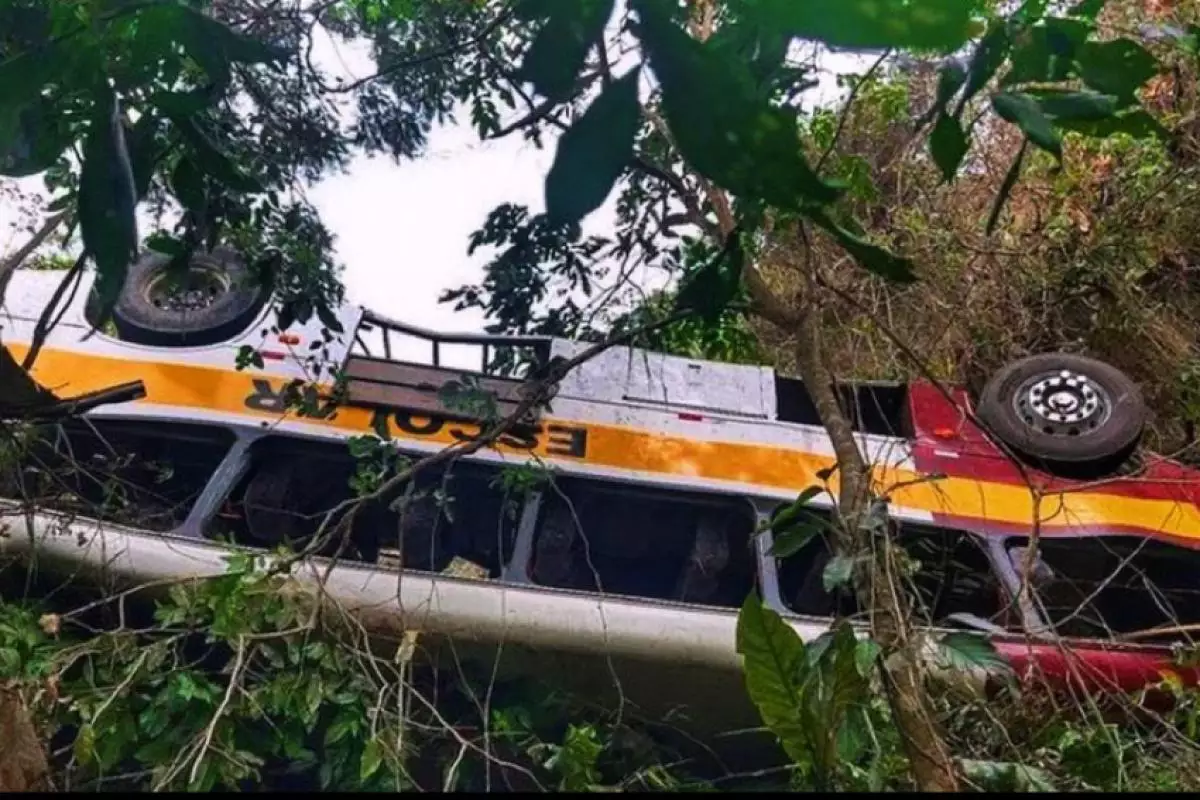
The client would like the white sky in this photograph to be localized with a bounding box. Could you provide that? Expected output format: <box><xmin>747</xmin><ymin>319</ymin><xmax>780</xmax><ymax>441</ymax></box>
<box><xmin>1</xmin><ymin>14</ymin><xmax>869</xmax><ymax>335</ymax></box>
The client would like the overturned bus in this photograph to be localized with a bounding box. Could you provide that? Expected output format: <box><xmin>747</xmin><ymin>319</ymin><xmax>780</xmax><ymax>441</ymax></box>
<box><xmin>3</xmin><ymin>248</ymin><xmax>1200</xmax><ymax>736</ymax></box>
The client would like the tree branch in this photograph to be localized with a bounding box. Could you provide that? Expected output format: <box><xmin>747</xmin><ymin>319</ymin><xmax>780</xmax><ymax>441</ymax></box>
<box><xmin>0</xmin><ymin>211</ymin><xmax>71</xmax><ymax>304</ymax></box>
<box><xmin>320</xmin><ymin>7</ymin><xmax>514</xmax><ymax>95</ymax></box>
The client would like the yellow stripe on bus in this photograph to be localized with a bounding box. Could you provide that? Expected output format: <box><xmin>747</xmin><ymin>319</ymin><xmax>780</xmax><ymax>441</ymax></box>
<box><xmin>8</xmin><ymin>343</ymin><xmax>1200</xmax><ymax>542</ymax></box>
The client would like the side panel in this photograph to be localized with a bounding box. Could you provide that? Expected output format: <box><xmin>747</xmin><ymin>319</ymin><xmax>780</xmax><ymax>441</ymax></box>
<box><xmin>1</xmin><ymin>270</ymin><xmax>361</xmax><ymax>383</ymax></box>
<box><xmin>551</xmin><ymin>339</ymin><xmax>776</xmax><ymax>419</ymax></box>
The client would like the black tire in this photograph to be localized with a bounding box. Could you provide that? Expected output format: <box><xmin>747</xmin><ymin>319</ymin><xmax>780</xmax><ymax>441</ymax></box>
<box><xmin>975</xmin><ymin>353</ymin><xmax>1146</xmax><ymax>473</ymax></box>
<box><xmin>109</xmin><ymin>247</ymin><xmax>267</xmax><ymax>346</ymax></box>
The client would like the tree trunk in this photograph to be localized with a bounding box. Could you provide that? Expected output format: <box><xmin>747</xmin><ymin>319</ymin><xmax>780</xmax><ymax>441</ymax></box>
<box><xmin>793</xmin><ymin>305</ymin><xmax>960</xmax><ymax>792</ymax></box>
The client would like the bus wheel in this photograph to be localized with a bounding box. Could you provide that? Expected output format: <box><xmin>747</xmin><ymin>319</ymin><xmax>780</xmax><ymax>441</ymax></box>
<box><xmin>108</xmin><ymin>247</ymin><xmax>267</xmax><ymax>346</ymax></box>
<box><xmin>975</xmin><ymin>353</ymin><xmax>1146</xmax><ymax>474</ymax></box>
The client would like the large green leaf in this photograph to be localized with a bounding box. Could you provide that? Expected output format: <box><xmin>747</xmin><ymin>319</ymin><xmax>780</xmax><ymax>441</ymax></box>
<box><xmin>1067</xmin><ymin>0</ymin><xmax>1108</xmax><ymax>20</ymax></box>
<box><xmin>134</xmin><ymin>2</ymin><xmax>287</xmax><ymax>91</ymax></box>
<box><xmin>79</xmin><ymin>89</ymin><xmax>139</xmax><ymax>323</ymax></box>
<box><xmin>1001</xmin><ymin>18</ymin><xmax>1089</xmax><ymax>87</ymax></box>
<box><xmin>171</xmin><ymin>156</ymin><xmax>207</xmax><ymax>219</ymax></box>
<box><xmin>673</xmin><ymin>233</ymin><xmax>745</xmax><ymax>323</ymax></box>
<box><xmin>1053</xmin><ymin>108</ymin><xmax>1168</xmax><ymax>140</ymax></box>
<box><xmin>735</xmin><ymin>592</ymin><xmax>811</xmax><ymax>766</ymax></box>
<box><xmin>766</xmin><ymin>486</ymin><xmax>828</xmax><ymax>557</ymax></box>
<box><xmin>174</xmin><ymin>116</ymin><xmax>262</xmax><ymax>193</ymax></box>
<box><xmin>1075</xmin><ymin>38</ymin><xmax>1159</xmax><ymax>107</ymax></box>
<box><xmin>768</xmin><ymin>521</ymin><xmax>823</xmax><ymax>558</ymax></box>
<box><xmin>937</xmin><ymin>631</ymin><xmax>1012</xmax><ymax>674</ymax></box>
<box><xmin>953</xmin><ymin>20</ymin><xmax>1011</xmax><ymax>117</ymax></box>
<box><xmin>805</xmin><ymin>621</ymin><xmax>872</xmax><ymax>782</ymax></box>
<box><xmin>930</xmin><ymin>111</ymin><xmax>968</xmax><ymax>182</ymax></box>
<box><xmin>809</xmin><ymin>208</ymin><xmax>916</xmax><ymax>283</ymax></box>
<box><xmin>1032</xmin><ymin>89</ymin><xmax>1119</xmax><ymax>121</ymax></box>
<box><xmin>545</xmin><ymin>68</ymin><xmax>642</xmax><ymax>226</ymax></box>
<box><xmin>748</xmin><ymin>0</ymin><xmax>980</xmax><ymax>53</ymax></box>
<box><xmin>960</xmin><ymin>759</ymin><xmax>1057</xmax><ymax>792</ymax></box>
<box><xmin>515</xmin><ymin>0</ymin><xmax>614</xmax><ymax>102</ymax></box>
<box><xmin>0</xmin><ymin>44</ymin><xmax>60</xmax><ymax>172</ymax></box>
<box><xmin>992</xmin><ymin>91</ymin><xmax>1062</xmax><ymax>159</ymax></box>
<box><xmin>126</xmin><ymin>112</ymin><xmax>165</xmax><ymax>199</ymax></box>
<box><xmin>634</xmin><ymin>0</ymin><xmax>840</xmax><ymax>210</ymax></box>
<box><xmin>0</xmin><ymin>97</ymin><xmax>71</xmax><ymax>177</ymax></box>
<box><xmin>822</xmin><ymin>554</ymin><xmax>855</xmax><ymax>592</ymax></box>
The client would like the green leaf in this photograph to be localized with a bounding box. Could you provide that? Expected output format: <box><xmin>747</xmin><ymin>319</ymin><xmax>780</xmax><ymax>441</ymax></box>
<box><xmin>151</xmin><ymin>87</ymin><xmax>217</xmax><ymax>118</ymax></box>
<box><xmin>960</xmin><ymin>759</ymin><xmax>1057</xmax><ymax>792</ymax></box>
<box><xmin>1075</xmin><ymin>38</ymin><xmax>1159</xmax><ymax>107</ymax></box>
<box><xmin>768</xmin><ymin>516</ymin><xmax>823</xmax><ymax>558</ymax></box>
<box><xmin>934</xmin><ymin>62</ymin><xmax>967</xmax><ymax>110</ymax></box>
<box><xmin>992</xmin><ymin>91</ymin><xmax>1062</xmax><ymax>159</ymax></box>
<box><xmin>360</xmin><ymin>737</ymin><xmax>383</xmax><ymax>782</ymax></box>
<box><xmin>545</xmin><ymin>68</ymin><xmax>641</xmax><ymax>226</ymax></box>
<box><xmin>0</xmin><ymin>44</ymin><xmax>57</xmax><ymax>153</ymax></box>
<box><xmin>766</xmin><ymin>486</ymin><xmax>827</xmax><ymax>556</ymax></box>
<box><xmin>79</xmin><ymin>89</ymin><xmax>139</xmax><ymax>325</ymax></box>
<box><xmin>0</xmin><ymin>98</ymin><xmax>70</xmax><ymax>177</ymax></box>
<box><xmin>735</xmin><ymin>592</ymin><xmax>811</xmax><ymax>766</ymax></box>
<box><xmin>768</xmin><ymin>485</ymin><xmax>823</xmax><ymax>531</ymax></box>
<box><xmin>175</xmin><ymin>116</ymin><xmax>262</xmax><ymax>193</ymax></box>
<box><xmin>985</xmin><ymin>140</ymin><xmax>1027</xmax><ymax>235</ymax></box>
<box><xmin>1032</xmin><ymin>89</ymin><xmax>1119</xmax><ymax>121</ymax></box>
<box><xmin>809</xmin><ymin>208</ymin><xmax>916</xmax><ymax>283</ymax></box>
<box><xmin>126</xmin><ymin>113</ymin><xmax>164</xmax><ymax>200</ymax></box>
<box><xmin>516</xmin><ymin>0</ymin><xmax>614</xmax><ymax>102</ymax></box>
<box><xmin>673</xmin><ymin>231</ymin><xmax>745</xmax><ymax>323</ymax></box>
<box><xmin>634</xmin><ymin>0</ymin><xmax>840</xmax><ymax>209</ymax></box>
<box><xmin>822</xmin><ymin>555</ymin><xmax>855</xmax><ymax>592</ymax></box>
<box><xmin>171</xmin><ymin>157</ymin><xmax>207</xmax><ymax>219</ymax></box>
<box><xmin>148</xmin><ymin>3</ymin><xmax>290</xmax><ymax>68</ymax></box>
<box><xmin>954</xmin><ymin>21</ymin><xmax>1011</xmax><ymax>117</ymax></box>
<box><xmin>752</xmin><ymin>0</ymin><xmax>979</xmax><ymax>53</ymax></box>
<box><xmin>937</xmin><ymin>632</ymin><xmax>1012</xmax><ymax>674</ymax></box>
<box><xmin>854</xmin><ymin>639</ymin><xmax>881</xmax><ymax>677</ymax></box>
<box><xmin>74</xmin><ymin>723</ymin><xmax>97</xmax><ymax>766</ymax></box>
<box><xmin>1053</xmin><ymin>108</ymin><xmax>1168</xmax><ymax>140</ymax></box>
<box><xmin>930</xmin><ymin>112</ymin><xmax>968</xmax><ymax>182</ymax></box>
<box><xmin>1067</xmin><ymin>0</ymin><xmax>1108</xmax><ymax>20</ymax></box>
<box><xmin>1001</xmin><ymin>18</ymin><xmax>1089</xmax><ymax>87</ymax></box>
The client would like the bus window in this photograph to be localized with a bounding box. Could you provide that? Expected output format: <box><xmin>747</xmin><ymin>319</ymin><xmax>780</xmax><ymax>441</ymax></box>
<box><xmin>209</xmin><ymin>435</ymin><xmax>520</xmax><ymax>577</ymax></box>
<box><xmin>777</xmin><ymin>516</ymin><xmax>1006</xmax><ymax>627</ymax></box>
<box><xmin>525</xmin><ymin>479</ymin><xmax>757</xmax><ymax>609</ymax></box>
<box><xmin>1006</xmin><ymin>536</ymin><xmax>1200</xmax><ymax>641</ymax></box>
<box><xmin>0</xmin><ymin>420</ymin><xmax>235</xmax><ymax>533</ymax></box>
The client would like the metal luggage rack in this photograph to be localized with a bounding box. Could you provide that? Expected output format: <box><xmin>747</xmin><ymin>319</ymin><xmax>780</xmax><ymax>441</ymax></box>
<box><xmin>351</xmin><ymin>309</ymin><xmax>553</xmax><ymax>378</ymax></box>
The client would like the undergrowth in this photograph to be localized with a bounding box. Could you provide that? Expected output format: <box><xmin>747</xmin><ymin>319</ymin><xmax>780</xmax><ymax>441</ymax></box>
<box><xmin>5</xmin><ymin>560</ymin><xmax>1200</xmax><ymax>791</ymax></box>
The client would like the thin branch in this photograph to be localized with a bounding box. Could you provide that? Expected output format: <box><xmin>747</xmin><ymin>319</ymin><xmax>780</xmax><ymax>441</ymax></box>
<box><xmin>321</xmin><ymin>6</ymin><xmax>514</xmax><ymax>95</ymax></box>
<box><xmin>20</xmin><ymin>252</ymin><xmax>87</xmax><ymax>371</ymax></box>
<box><xmin>0</xmin><ymin>211</ymin><xmax>71</xmax><ymax>301</ymax></box>
<box><xmin>815</xmin><ymin>48</ymin><xmax>892</xmax><ymax>175</ymax></box>
<box><xmin>293</xmin><ymin>308</ymin><xmax>699</xmax><ymax>565</ymax></box>
<box><xmin>0</xmin><ymin>380</ymin><xmax>147</xmax><ymax>421</ymax></box>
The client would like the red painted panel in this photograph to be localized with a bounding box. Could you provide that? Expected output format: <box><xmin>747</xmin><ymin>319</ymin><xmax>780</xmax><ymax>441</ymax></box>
<box><xmin>994</xmin><ymin>639</ymin><xmax>1200</xmax><ymax>695</ymax></box>
<box><xmin>906</xmin><ymin>379</ymin><xmax>1200</xmax><ymax>506</ymax></box>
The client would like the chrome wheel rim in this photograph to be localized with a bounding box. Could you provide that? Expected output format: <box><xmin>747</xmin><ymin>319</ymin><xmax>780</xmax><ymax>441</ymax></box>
<box><xmin>1012</xmin><ymin>368</ymin><xmax>1111</xmax><ymax>437</ymax></box>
